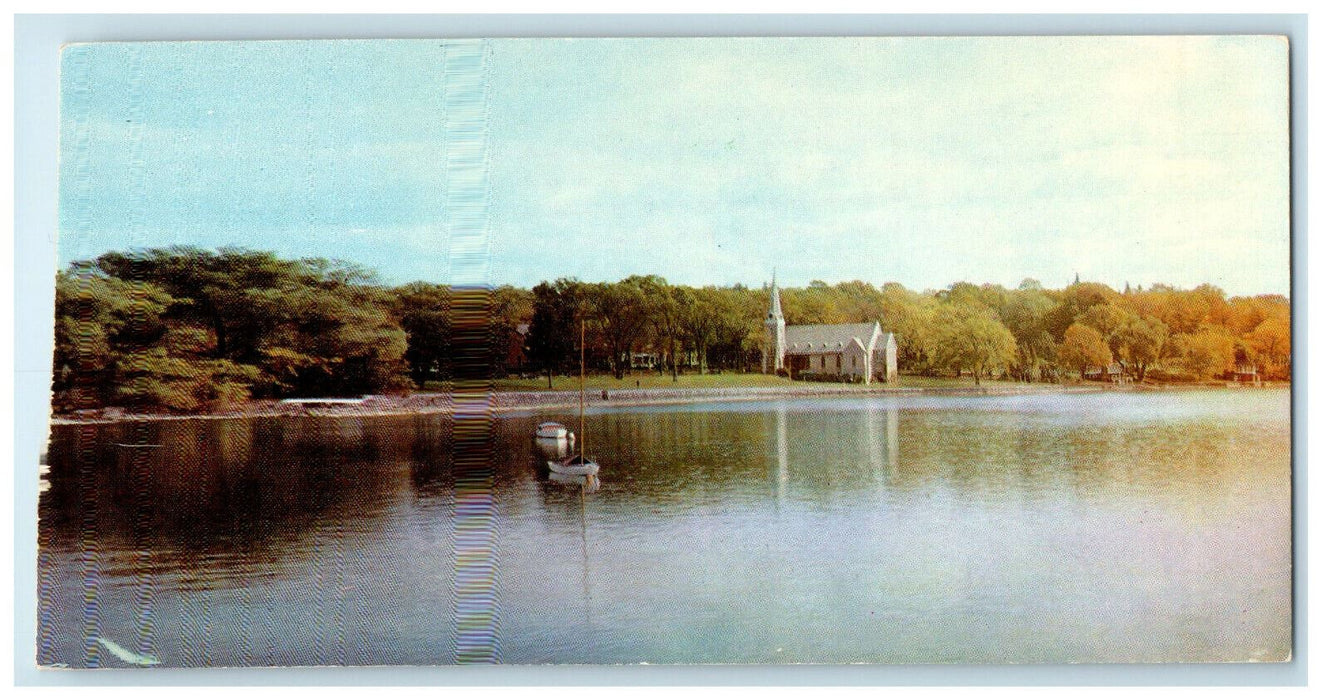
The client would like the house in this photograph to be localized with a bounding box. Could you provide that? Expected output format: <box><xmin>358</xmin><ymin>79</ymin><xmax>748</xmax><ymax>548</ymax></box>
<box><xmin>630</xmin><ymin>352</ymin><xmax>659</xmax><ymax>369</ymax></box>
<box><xmin>1231</xmin><ymin>363</ymin><xmax>1262</xmax><ymax>384</ymax></box>
<box><xmin>760</xmin><ymin>274</ymin><xmax>898</xmax><ymax>384</ymax></box>
<box><xmin>505</xmin><ymin>323</ymin><xmax>531</xmax><ymax>373</ymax></box>
<box><xmin>1084</xmin><ymin>362</ymin><xmax>1129</xmax><ymax>384</ymax></box>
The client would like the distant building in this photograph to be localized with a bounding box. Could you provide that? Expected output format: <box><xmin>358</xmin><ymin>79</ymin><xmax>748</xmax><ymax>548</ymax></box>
<box><xmin>1084</xmin><ymin>362</ymin><xmax>1129</xmax><ymax>384</ymax></box>
<box><xmin>761</xmin><ymin>274</ymin><xmax>898</xmax><ymax>384</ymax></box>
<box><xmin>506</xmin><ymin>323</ymin><xmax>531</xmax><ymax>374</ymax></box>
<box><xmin>1231</xmin><ymin>363</ymin><xmax>1262</xmax><ymax>384</ymax></box>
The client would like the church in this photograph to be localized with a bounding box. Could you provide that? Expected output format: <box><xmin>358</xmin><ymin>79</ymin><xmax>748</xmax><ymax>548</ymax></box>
<box><xmin>761</xmin><ymin>276</ymin><xmax>898</xmax><ymax>384</ymax></box>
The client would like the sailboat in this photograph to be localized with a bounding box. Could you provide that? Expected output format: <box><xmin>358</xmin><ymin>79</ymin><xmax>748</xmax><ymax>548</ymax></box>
<box><xmin>534</xmin><ymin>421</ymin><xmax>575</xmax><ymax>442</ymax></box>
<box><xmin>548</xmin><ymin>319</ymin><xmax>600</xmax><ymax>477</ymax></box>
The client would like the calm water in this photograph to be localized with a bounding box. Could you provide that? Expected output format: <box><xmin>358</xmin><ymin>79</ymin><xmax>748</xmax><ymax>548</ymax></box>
<box><xmin>38</xmin><ymin>389</ymin><xmax>1290</xmax><ymax>666</ymax></box>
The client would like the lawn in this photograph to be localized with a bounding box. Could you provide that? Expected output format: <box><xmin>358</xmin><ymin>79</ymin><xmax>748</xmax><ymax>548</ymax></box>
<box><xmin>421</xmin><ymin>372</ymin><xmax>1037</xmax><ymax>392</ymax></box>
<box><xmin>892</xmin><ymin>375</ymin><xmax>1034</xmax><ymax>389</ymax></box>
<box><xmin>460</xmin><ymin>372</ymin><xmax>796</xmax><ymax>392</ymax></box>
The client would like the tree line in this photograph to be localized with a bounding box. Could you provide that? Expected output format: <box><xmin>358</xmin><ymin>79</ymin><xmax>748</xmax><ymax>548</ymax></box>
<box><xmin>52</xmin><ymin>247</ymin><xmax>1290</xmax><ymax>412</ymax></box>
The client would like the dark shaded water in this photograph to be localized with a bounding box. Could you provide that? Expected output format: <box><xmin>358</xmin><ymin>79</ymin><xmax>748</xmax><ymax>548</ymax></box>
<box><xmin>38</xmin><ymin>389</ymin><xmax>1290</xmax><ymax>666</ymax></box>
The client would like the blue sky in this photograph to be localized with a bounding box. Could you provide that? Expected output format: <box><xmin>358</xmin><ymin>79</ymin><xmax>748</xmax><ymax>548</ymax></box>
<box><xmin>59</xmin><ymin>37</ymin><xmax>1289</xmax><ymax>296</ymax></box>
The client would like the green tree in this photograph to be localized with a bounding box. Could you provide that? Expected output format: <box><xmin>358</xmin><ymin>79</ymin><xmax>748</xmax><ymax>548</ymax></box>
<box><xmin>52</xmin><ymin>268</ymin><xmax>175</xmax><ymax>410</ymax></box>
<box><xmin>528</xmin><ymin>278</ymin><xmax>587</xmax><ymax>386</ymax></box>
<box><xmin>589</xmin><ymin>278</ymin><xmax>652</xmax><ymax>379</ymax></box>
<box><xmin>999</xmin><ymin>284</ymin><xmax>1058</xmax><ymax>381</ymax></box>
<box><xmin>52</xmin><ymin>267</ymin><xmax>261</xmax><ymax>411</ymax></box>
<box><xmin>393</xmin><ymin>282</ymin><xmax>451</xmax><ymax>387</ymax></box>
<box><xmin>881</xmin><ymin>282</ymin><xmax>935</xmax><ymax>373</ymax></box>
<box><xmin>635</xmin><ymin>275</ymin><xmax>681</xmax><ymax>380</ymax></box>
<box><xmin>1045</xmin><ymin>282</ymin><xmax>1119</xmax><ymax>341</ymax></box>
<box><xmin>490</xmin><ymin>285</ymin><xmax>535</xmax><ymax>378</ymax></box>
<box><xmin>678</xmin><ymin>287</ymin><xmax>722</xmax><ymax>374</ymax></box>
<box><xmin>1114</xmin><ymin>315</ymin><xmax>1169</xmax><ymax>381</ymax></box>
<box><xmin>1076</xmin><ymin>303</ymin><xmax>1134</xmax><ymax>361</ymax></box>
<box><xmin>931</xmin><ymin>303</ymin><xmax>1018</xmax><ymax>385</ymax></box>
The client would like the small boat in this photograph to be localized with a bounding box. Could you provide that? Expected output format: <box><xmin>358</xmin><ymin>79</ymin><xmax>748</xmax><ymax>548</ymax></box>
<box><xmin>548</xmin><ymin>453</ymin><xmax>599</xmax><ymax>476</ymax></box>
<box><xmin>535</xmin><ymin>422</ymin><xmax>575</xmax><ymax>442</ymax></box>
<box><xmin>547</xmin><ymin>318</ymin><xmax>600</xmax><ymax>478</ymax></box>
<box><xmin>548</xmin><ymin>471</ymin><xmax>600</xmax><ymax>492</ymax></box>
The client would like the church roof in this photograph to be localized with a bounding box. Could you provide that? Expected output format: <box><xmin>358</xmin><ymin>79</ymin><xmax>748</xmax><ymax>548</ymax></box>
<box><xmin>783</xmin><ymin>322</ymin><xmax>882</xmax><ymax>355</ymax></box>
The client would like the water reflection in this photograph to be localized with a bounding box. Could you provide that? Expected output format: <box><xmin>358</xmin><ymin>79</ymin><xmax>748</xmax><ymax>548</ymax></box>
<box><xmin>548</xmin><ymin>472</ymin><xmax>600</xmax><ymax>492</ymax></box>
<box><xmin>771</xmin><ymin>404</ymin><xmax>788</xmax><ymax>504</ymax></box>
<box><xmin>39</xmin><ymin>390</ymin><xmax>1290</xmax><ymax>666</ymax></box>
<box><xmin>534</xmin><ymin>436</ymin><xmax>575</xmax><ymax>461</ymax></box>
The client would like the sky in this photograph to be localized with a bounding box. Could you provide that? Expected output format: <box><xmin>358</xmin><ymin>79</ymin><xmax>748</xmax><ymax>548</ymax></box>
<box><xmin>58</xmin><ymin>37</ymin><xmax>1290</xmax><ymax>296</ymax></box>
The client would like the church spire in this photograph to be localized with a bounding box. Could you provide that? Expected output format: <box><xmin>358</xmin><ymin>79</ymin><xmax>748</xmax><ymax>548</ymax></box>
<box><xmin>764</xmin><ymin>269</ymin><xmax>786</xmax><ymax>374</ymax></box>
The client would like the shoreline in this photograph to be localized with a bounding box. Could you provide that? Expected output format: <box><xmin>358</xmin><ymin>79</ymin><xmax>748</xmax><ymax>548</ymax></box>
<box><xmin>46</xmin><ymin>381</ymin><xmax>1280</xmax><ymax>425</ymax></box>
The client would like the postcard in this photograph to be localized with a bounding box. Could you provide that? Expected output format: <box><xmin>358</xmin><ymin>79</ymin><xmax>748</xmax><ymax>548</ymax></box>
<box><xmin>39</xmin><ymin>36</ymin><xmax>1290</xmax><ymax>667</ymax></box>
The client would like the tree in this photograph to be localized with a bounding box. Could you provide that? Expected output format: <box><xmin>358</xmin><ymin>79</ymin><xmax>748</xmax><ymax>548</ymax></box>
<box><xmin>589</xmin><ymin>279</ymin><xmax>652</xmax><ymax>379</ymax></box>
<box><xmin>114</xmin><ymin>330</ymin><xmax>260</xmax><ymax>411</ymax></box>
<box><xmin>881</xmin><ymin>282</ymin><xmax>936</xmax><ymax>373</ymax></box>
<box><xmin>527</xmin><ymin>279</ymin><xmax>585</xmax><ymax>387</ymax></box>
<box><xmin>931</xmin><ymin>303</ymin><xmax>1018</xmax><ymax>385</ymax></box>
<box><xmin>635</xmin><ymin>276</ymin><xmax>681</xmax><ymax>380</ymax></box>
<box><xmin>1045</xmin><ymin>282</ymin><xmax>1119</xmax><ymax>341</ymax></box>
<box><xmin>63</xmin><ymin>247</ymin><xmax>413</xmax><ymax>403</ymax></box>
<box><xmin>52</xmin><ymin>266</ymin><xmax>261</xmax><ymax>412</ymax></box>
<box><xmin>1245</xmin><ymin>314</ymin><xmax>1291</xmax><ymax>380</ymax></box>
<box><xmin>393</xmin><ymin>282</ymin><xmax>452</xmax><ymax>387</ymax></box>
<box><xmin>678</xmin><ymin>287</ymin><xmax>721</xmax><ymax>374</ymax></box>
<box><xmin>1076</xmin><ymin>303</ymin><xmax>1134</xmax><ymax>361</ymax></box>
<box><xmin>1058</xmin><ymin>323</ymin><xmax>1113</xmax><ymax>379</ymax></box>
<box><xmin>1172</xmin><ymin>325</ymin><xmax>1236</xmax><ymax>380</ymax></box>
<box><xmin>999</xmin><ymin>284</ymin><xmax>1057</xmax><ymax>381</ymax></box>
<box><xmin>257</xmin><ymin>282</ymin><xmax>409</xmax><ymax>396</ymax></box>
<box><xmin>1114</xmin><ymin>315</ymin><xmax>1169</xmax><ymax>381</ymax></box>
<box><xmin>490</xmin><ymin>285</ymin><xmax>535</xmax><ymax>378</ymax></box>
<box><xmin>708</xmin><ymin>287</ymin><xmax>757</xmax><ymax>372</ymax></box>
<box><xmin>53</xmin><ymin>268</ymin><xmax>174</xmax><ymax>410</ymax></box>
<box><xmin>781</xmin><ymin>282</ymin><xmax>842</xmax><ymax>325</ymax></box>
<box><xmin>93</xmin><ymin>246</ymin><xmax>310</xmax><ymax>365</ymax></box>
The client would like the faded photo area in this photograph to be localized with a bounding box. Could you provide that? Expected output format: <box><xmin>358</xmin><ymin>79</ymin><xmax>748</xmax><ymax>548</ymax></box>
<box><xmin>41</xmin><ymin>37</ymin><xmax>1290</xmax><ymax>667</ymax></box>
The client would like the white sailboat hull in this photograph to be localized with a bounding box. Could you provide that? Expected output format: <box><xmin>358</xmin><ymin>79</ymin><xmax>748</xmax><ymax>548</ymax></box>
<box><xmin>547</xmin><ymin>459</ymin><xmax>600</xmax><ymax>476</ymax></box>
<box><xmin>535</xmin><ymin>423</ymin><xmax>574</xmax><ymax>441</ymax></box>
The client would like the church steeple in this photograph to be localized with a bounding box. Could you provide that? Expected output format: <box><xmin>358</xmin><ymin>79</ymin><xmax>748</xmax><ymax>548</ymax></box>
<box><xmin>764</xmin><ymin>269</ymin><xmax>786</xmax><ymax>373</ymax></box>
<box><xmin>767</xmin><ymin>270</ymin><xmax>784</xmax><ymax>321</ymax></box>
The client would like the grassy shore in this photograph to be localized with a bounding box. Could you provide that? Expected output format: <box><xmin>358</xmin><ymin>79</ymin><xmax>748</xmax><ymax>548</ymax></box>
<box><xmin>427</xmin><ymin>372</ymin><xmax>1034</xmax><ymax>393</ymax></box>
<box><xmin>431</xmin><ymin>372</ymin><xmax>797</xmax><ymax>393</ymax></box>
<box><xmin>51</xmin><ymin>373</ymin><xmax>1279</xmax><ymax>425</ymax></box>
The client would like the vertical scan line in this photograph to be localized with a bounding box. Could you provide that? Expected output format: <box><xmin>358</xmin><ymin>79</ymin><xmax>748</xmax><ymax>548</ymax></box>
<box><xmin>120</xmin><ymin>44</ymin><xmax>161</xmax><ymax>665</ymax></box>
<box><xmin>77</xmin><ymin>427</ymin><xmax>101</xmax><ymax>668</ymax></box>
<box><xmin>129</xmin><ymin>423</ymin><xmax>157</xmax><ymax>664</ymax></box>
<box><xmin>443</xmin><ymin>39</ymin><xmax>500</xmax><ymax>665</ymax></box>
<box><xmin>61</xmin><ymin>44</ymin><xmax>103</xmax><ymax>669</ymax></box>
<box><xmin>332</xmin><ymin>418</ymin><xmax>349</xmax><ymax>667</ymax></box>
<box><xmin>300</xmin><ymin>43</ymin><xmax>331</xmax><ymax>668</ymax></box>
<box><xmin>230</xmin><ymin>427</ymin><xmax>254</xmax><ymax>668</ymax></box>
<box><xmin>36</xmin><ymin>485</ymin><xmax>57</xmax><ymax>666</ymax></box>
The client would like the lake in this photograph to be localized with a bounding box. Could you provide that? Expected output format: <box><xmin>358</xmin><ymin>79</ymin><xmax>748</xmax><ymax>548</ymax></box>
<box><xmin>37</xmin><ymin>388</ymin><xmax>1290</xmax><ymax>666</ymax></box>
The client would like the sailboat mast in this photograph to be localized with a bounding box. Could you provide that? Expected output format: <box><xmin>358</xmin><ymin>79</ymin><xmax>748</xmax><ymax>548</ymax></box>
<box><xmin>580</xmin><ymin>318</ymin><xmax>586</xmax><ymax>458</ymax></box>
